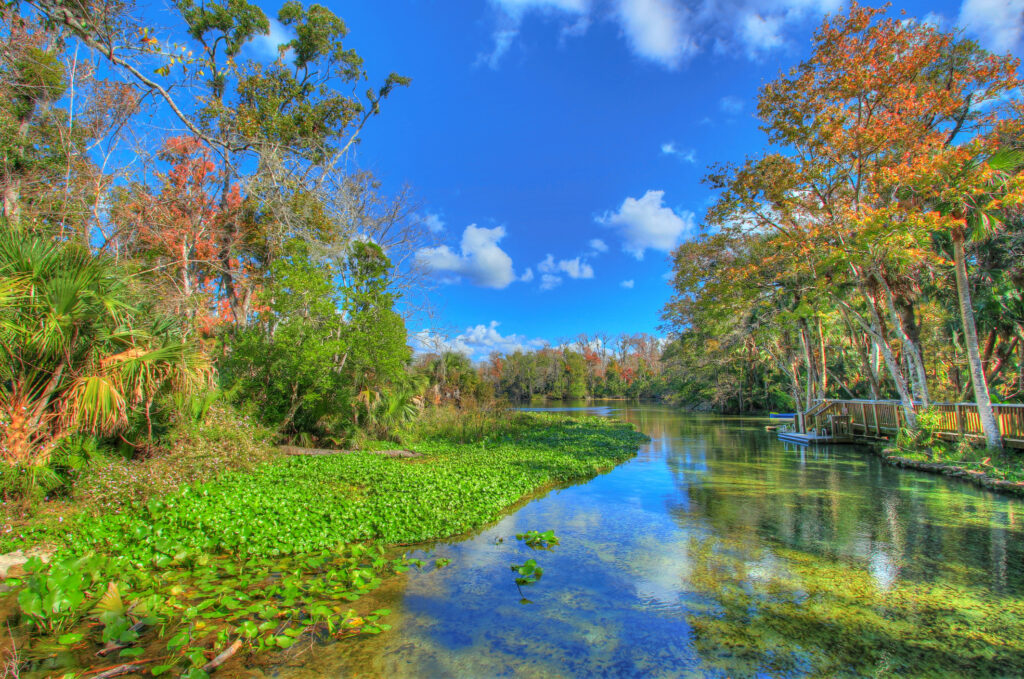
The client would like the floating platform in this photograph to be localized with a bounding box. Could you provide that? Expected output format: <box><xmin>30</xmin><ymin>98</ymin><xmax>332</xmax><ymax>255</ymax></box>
<box><xmin>777</xmin><ymin>431</ymin><xmax>853</xmax><ymax>445</ymax></box>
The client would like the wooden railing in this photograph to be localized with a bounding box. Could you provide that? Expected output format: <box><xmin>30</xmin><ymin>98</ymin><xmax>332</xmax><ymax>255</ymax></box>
<box><xmin>804</xmin><ymin>399</ymin><xmax>1024</xmax><ymax>449</ymax></box>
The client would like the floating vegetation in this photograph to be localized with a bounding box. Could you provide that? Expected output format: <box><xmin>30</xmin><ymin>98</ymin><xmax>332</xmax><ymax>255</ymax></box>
<box><xmin>4</xmin><ymin>545</ymin><xmax>406</xmax><ymax>677</ymax></box>
<box><xmin>0</xmin><ymin>414</ymin><xmax>645</xmax><ymax>676</ymax></box>
<box><xmin>510</xmin><ymin>530</ymin><xmax>560</xmax><ymax>603</ymax></box>
<box><xmin>516</xmin><ymin>530</ymin><xmax>560</xmax><ymax>550</ymax></box>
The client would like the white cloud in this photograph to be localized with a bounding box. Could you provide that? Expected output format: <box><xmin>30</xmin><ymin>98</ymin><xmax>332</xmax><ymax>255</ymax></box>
<box><xmin>456</xmin><ymin>320</ymin><xmax>547</xmax><ymax>358</ymax></box>
<box><xmin>480</xmin><ymin>0</ymin><xmax>591</xmax><ymax>68</ymax></box>
<box><xmin>520</xmin><ymin>267</ymin><xmax>535</xmax><ymax>282</ymax></box>
<box><xmin>411</xmin><ymin>322</ymin><xmax>545</xmax><ymax>359</ymax></box>
<box><xmin>540</xmin><ymin>273</ymin><xmax>563</xmax><ymax>290</ymax></box>
<box><xmin>493</xmin><ymin>0</ymin><xmax>589</xmax><ymax>15</ymax></box>
<box><xmin>246</xmin><ymin>18</ymin><xmax>294</xmax><ymax>62</ymax></box>
<box><xmin>537</xmin><ymin>253</ymin><xmax>594</xmax><ymax>280</ymax></box>
<box><xmin>423</xmin><ymin>213</ymin><xmax>446</xmax><ymax>233</ymax></box>
<box><xmin>778</xmin><ymin>0</ymin><xmax>843</xmax><ymax>17</ymax></box>
<box><xmin>620</xmin><ymin>279</ymin><xmax>635</xmax><ymax>288</ymax></box>
<box><xmin>478</xmin><ymin>28</ymin><xmax>520</xmax><ymax>69</ymax></box>
<box><xmin>559</xmin><ymin>256</ymin><xmax>594</xmax><ymax>279</ymax></box>
<box><xmin>740</xmin><ymin>12</ymin><xmax>785</xmax><ymax>57</ymax></box>
<box><xmin>719</xmin><ymin>95</ymin><xmax>744</xmax><ymax>115</ymax></box>
<box><xmin>561</xmin><ymin>14</ymin><xmax>592</xmax><ymax>39</ymax></box>
<box><xmin>415</xmin><ymin>224</ymin><xmax>520</xmax><ymax>289</ymax></box>
<box><xmin>958</xmin><ymin>0</ymin><xmax>1024</xmax><ymax>53</ymax></box>
<box><xmin>478</xmin><ymin>0</ymin><xmax>843</xmax><ymax>69</ymax></box>
<box><xmin>660</xmin><ymin>141</ymin><xmax>696</xmax><ymax>163</ymax></box>
<box><xmin>615</xmin><ymin>0</ymin><xmax>696</xmax><ymax>69</ymax></box>
<box><xmin>589</xmin><ymin>238</ymin><xmax>608</xmax><ymax>252</ymax></box>
<box><xmin>598</xmin><ymin>189</ymin><xmax>695</xmax><ymax>259</ymax></box>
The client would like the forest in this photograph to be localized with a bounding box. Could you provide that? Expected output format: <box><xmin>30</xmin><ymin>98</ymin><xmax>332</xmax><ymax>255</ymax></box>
<box><xmin>661</xmin><ymin>5</ymin><xmax>1024</xmax><ymax>448</ymax></box>
<box><xmin>0</xmin><ymin>0</ymin><xmax>433</xmax><ymax>483</ymax></box>
<box><xmin>425</xmin><ymin>334</ymin><xmax>672</xmax><ymax>402</ymax></box>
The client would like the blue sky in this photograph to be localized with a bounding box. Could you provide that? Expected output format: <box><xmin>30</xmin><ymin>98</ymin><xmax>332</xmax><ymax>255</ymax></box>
<box><xmin>251</xmin><ymin>0</ymin><xmax>1022</xmax><ymax>359</ymax></box>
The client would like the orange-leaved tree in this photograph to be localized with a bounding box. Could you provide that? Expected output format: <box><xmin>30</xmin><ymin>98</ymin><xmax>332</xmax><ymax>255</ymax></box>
<box><xmin>116</xmin><ymin>136</ymin><xmax>247</xmax><ymax>334</ymax></box>
<box><xmin>731</xmin><ymin>2</ymin><xmax>1018</xmax><ymax>427</ymax></box>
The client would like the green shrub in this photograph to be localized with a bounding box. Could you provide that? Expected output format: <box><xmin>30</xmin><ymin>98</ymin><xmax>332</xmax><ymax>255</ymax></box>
<box><xmin>74</xmin><ymin>404</ymin><xmax>279</xmax><ymax>512</ymax></box>
<box><xmin>896</xmin><ymin>407</ymin><xmax>949</xmax><ymax>460</ymax></box>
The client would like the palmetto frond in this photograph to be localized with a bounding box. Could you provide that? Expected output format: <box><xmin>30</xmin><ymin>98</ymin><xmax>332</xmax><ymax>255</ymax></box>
<box><xmin>0</xmin><ymin>234</ymin><xmax>212</xmax><ymax>463</ymax></box>
<box><xmin>64</xmin><ymin>375</ymin><xmax>128</xmax><ymax>435</ymax></box>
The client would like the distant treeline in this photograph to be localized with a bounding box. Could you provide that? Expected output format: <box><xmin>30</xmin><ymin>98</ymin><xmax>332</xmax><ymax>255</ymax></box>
<box><xmin>414</xmin><ymin>334</ymin><xmax>680</xmax><ymax>403</ymax></box>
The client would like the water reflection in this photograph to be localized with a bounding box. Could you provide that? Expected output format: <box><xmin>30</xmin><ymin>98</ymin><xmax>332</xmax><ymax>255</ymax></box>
<box><xmin>254</xmin><ymin>403</ymin><xmax>1024</xmax><ymax>678</ymax></box>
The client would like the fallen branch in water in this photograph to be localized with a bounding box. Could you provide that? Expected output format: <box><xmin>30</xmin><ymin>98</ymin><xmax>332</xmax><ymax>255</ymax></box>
<box><xmin>203</xmin><ymin>639</ymin><xmax>243</xmax><ymax>673</ymax></box>
<box><xmin>92</xmin><ymin>663</ymin><xmax>146</xmax><ymax>678</ymax></box>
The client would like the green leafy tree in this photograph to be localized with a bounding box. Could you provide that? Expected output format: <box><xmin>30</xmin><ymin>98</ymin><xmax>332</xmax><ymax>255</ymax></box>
<box><xmin>223</xmin><ymin>239</ymin><xmax>410</xmax><ymax>441</ymax></box>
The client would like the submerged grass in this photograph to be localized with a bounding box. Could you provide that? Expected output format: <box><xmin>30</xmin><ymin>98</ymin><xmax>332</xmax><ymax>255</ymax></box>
<box><xmin>686</xmin><ymin>534</ymin><xmax>1024</xmax><ymax>677</ymax></box>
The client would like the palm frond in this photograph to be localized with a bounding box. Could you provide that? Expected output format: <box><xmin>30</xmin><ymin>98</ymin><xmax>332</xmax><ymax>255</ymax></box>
<box><xmin>986</xmin><ymin>148</ymin><xmax>1024</xmax><ymax>173</ymax></box>
<box><xmin>64</xmin><ymin>375</ymin><xmax>128</xmax><ymax>435</ymax></box>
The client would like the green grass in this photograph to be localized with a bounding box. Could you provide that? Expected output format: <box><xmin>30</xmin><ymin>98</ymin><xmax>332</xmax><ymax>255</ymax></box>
<box><xmin>888</xmin><ymin>440</ymin><xmax>1024</xmax><ymax>484</ymax></box>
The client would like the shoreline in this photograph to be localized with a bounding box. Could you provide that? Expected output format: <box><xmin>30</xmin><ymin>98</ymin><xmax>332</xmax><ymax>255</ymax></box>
<box><xmin>877</xmin><ymin>447</ymin><xmax>1024</xmax><ymax>497</ymax></box>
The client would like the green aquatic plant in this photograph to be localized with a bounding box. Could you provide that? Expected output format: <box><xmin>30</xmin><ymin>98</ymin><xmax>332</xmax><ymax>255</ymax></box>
<box><xmin>4</xmin><ymin>413</ymin><xmax>645</xmax><ymax>559</ymax></box>
<box><xmin>683</xmin><ymin>533</ymin><xmax>1024</xmax><ymax>677</ymax></box>
<box><xmin>0</xmin><ymin>413</ymin><xmax>645</xmax><ymax>675</ymax></box>
<box><xmin>516</xmin><ymin>530</ymin><xmax>559</xmax><ymax>550</ymax></box>
<box><xmin>509</xmin><ymin>531</ymin><xmax>560</xmax><ymax>601</ymax></box>
<box><xmin>3</xmin><ymin>545</ymin><xmax>408</xmax><ymax>676</ymax></box>
<box><xmin>510</xmin><ymin>557</ymin><xmax>545</xmax><ymax>602</ymax></box>
<box><xmin>510</xmin><ymin>558</ymin><xmax>543</xmax><ymax>586</ymax></box>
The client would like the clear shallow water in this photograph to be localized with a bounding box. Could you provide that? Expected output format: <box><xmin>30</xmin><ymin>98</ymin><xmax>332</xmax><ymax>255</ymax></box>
<box><xmin>259</xmin><ymin>404</ymin><xmax>1024</xmax><ymax>678</ymax></box>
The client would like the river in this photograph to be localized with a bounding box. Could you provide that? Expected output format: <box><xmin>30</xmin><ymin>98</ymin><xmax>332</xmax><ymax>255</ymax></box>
<box><xmin>265</xmin><ymin>403</ymin><xmax>1024</xmax><ymax>678</ymax></box>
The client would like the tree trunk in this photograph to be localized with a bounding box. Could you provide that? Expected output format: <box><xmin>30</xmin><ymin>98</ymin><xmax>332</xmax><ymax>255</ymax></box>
<box><xmin>856</xmin><ymin>282</ymin><xmax>918</xmax><ymax>429</ymax></box>
<box><xmin>952</xmin><ymin>227</ymin><xmax>1002</xmax><ymax>449</ymax></box>
<box><xmin>875</xmin><ymin>273</ymin><xmax>929</xmax><ymax>406</ymax></box>
<box><xmin>817</xmin><ymin>318</ymin><xmax>828</xmax><ymax>395</ymax></box>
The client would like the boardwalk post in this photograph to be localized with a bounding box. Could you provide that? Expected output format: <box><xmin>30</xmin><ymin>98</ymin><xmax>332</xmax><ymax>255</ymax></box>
<box><xmin>956</xmin><ymin>403</ymin><xmax>964</xmax><ymax>437</ymax></box>
<box><xmin>872</xmin><ymin>402</ymin><xmax>881</xmax><ymax>436</ymax></box>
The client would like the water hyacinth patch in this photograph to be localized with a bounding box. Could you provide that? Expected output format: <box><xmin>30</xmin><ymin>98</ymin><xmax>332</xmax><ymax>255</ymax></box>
<box><xmin>0</xmin><ymin>412</ymin><xmax>646</xmax><ymax>676</ymax></box>
<box><xmin>55</xmin><ymin>413</ymin><xmax>646</xmax><ymax>561</ymax></box>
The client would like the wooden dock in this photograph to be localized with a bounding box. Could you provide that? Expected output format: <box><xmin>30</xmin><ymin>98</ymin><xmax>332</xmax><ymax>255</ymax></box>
<box><xmin>777</xmin><ymin>431</ymin><xmax>853</xmax><ymax>445</ymax></box>
<box><xmin>778</xmin><ymin>399</ymin><xmax>1024</xmax><ymax>448</ymax></box>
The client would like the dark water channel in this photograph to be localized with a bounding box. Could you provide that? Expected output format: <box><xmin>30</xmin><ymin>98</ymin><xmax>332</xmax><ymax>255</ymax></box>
<box><xmin>267</xmin><ymin>404</ymin><xmax>1024</xmax><ymax>678</ymax></box>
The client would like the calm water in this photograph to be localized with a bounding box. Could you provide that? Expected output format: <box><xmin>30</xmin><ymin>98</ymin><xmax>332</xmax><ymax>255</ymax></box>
<box><xmin>262</xmin><ymin>404</ymin><xmax>1024</xmax><ymax>678</ymax></box>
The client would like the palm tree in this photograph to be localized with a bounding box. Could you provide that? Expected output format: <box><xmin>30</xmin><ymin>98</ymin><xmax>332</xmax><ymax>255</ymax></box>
<box><xmin>924</xmin><ymin>148</ymin><xmax>1023</xmax><ymax>449</ymax></box>
<box><xmin>0</xmin><ymin>235</ymin><xmax>210</xmax><ymax>465</ymax></box>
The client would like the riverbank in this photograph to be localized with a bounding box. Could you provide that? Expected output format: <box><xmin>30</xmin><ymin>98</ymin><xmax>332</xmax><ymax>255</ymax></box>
<box><xmin>878</xmin><ymin>446</ymin><xmax>1024</xmax><ymax>497</ymax></box>
<box><xmin>0</xmin><ymin>411</ymin><xmax>647</xmax><ymax>677</ymax></box>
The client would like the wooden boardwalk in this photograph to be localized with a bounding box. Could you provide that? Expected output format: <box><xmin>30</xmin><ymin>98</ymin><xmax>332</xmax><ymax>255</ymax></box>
<box><xmin>777</xmin><ymin>431</ymin><xmax>853</xmax><ymax>445</ymax></box>
<box><xmin>779</xmin><ymin>399</ymin><xmax>1024</xmax><ymax>449</ymax></box>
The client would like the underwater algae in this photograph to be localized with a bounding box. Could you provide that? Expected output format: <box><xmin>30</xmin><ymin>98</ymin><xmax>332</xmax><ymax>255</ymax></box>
<box><xmin>684</xmin><ymin>533</ymin><xmax>1024</xmax><ymax>677</ymax></box>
